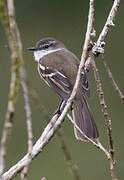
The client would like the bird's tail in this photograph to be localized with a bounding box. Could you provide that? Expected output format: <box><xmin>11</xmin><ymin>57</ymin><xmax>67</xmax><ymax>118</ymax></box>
<box><xmin>72</xmin><ymin>92</ymin><xmax>99</xmax><ymax>141</ymax></box>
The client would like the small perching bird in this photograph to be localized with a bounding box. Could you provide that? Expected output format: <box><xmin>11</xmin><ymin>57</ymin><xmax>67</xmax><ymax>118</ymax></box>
<box><xmin>29</xmin><ymin>37</ymin><xmax>99</xmax><ymax>141</ymax></box>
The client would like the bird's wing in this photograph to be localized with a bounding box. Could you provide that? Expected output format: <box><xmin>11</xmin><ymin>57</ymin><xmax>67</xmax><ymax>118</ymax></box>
<box><xmin>38</xmin><ymin>64</ymin><xmax>71</xmax><ymax>100</ymax></box>
<box><xmin>81</xmin><ymin>70</ymin><xmax>90</xmax><ymax>97</ymax></box>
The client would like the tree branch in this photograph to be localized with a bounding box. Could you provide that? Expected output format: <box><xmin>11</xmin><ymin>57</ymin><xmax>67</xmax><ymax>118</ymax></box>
<box><xmin>92</xmin><ymin>0</ymin><xmax>120</xmax><ymax>56</ymax></box>
<box><xmin>20</xmin><ymin>68</ymin><xmax>33</xmax><ymax>180</ymax></box>
<box><xmin>56</xmin><ymin>128</ymin><xmax>81</xmax><ymax>180</ymax></box>
<box><xmin>29</xmin><ymin>86</ymin><xmax>81</xmax><ymax>180</ymax></box>
<box><xmin>91</xmin><ymin>58</ymin><xmax>117</xmax><ymax>180</ymax></box>
<box><xmin>103</xmin><ymin>59</ymin><xmax>124</xmax><ymax>103</ymax></box>
<box><xmin>0</xmin><ymin>0</ymin><xmax>33</xmax><ymax>178</ymax></box>
<box><xmin>0</xmin><ymin>0</ymin><xmax>20</xmax><ymax>176</ymax></box>
<box><xmin>92</xmin><ymin>59</ymin><xmax>114</xmax><ymax>159</ymax></box>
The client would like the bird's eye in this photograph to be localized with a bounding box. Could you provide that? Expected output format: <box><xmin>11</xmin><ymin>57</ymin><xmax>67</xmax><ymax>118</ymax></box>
<box><xmin>42</xmin><ymin>44</ymin><xmax>50</xmax><ymax>49</ymax></box>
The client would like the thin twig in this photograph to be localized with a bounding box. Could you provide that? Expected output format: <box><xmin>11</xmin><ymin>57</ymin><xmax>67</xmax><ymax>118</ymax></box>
<box><xmin>0</xmin><ymin>0</ymin><xmax>20</xmax><ymax>176</ymax></box>
<box><xmin>7</xmin><ymin>0</ymin><xmax>33</xmax><ymax>155</ymax></box>
<box><xmin>59</xmin><ymin>0</ymin><xmax>95</xmax><ymax>115</ymax></box>
<box><xmin>20</xmin><ymin>68</ymin><xmax>33</xmax><ymax>180</ymax></box>
<box><xmin>57</xmin><ymin>128</ymin><xmax>81</xmax><ymax>180</ymax></box>
<box><xmin>90</xmin><ymin>1</ymin><xmax>121</xmax><ymax>179</ymax></box>
<box><xmin>67</xmin><ymin>114</ymin><xmax>108</xmax><ymax>154</ymax></box>
<box><xmin>92</xmin><ymin>59</ymin><xmax>118</xmax><ymax>180</ymax></box>
<box><xmin>67</xmin><ymin>114</ymin><xmax>117</xmax><ymax>180</ymax></box>
<box><xmin>103</xmin><ymin>59</ymin><xmax>124</xmax><ymax>103</ymax></box>
<box><xmin>92</xmin><ymin>0</ymin><xmax>121</xmax><ymax>56</ymax></box>
<box><xmin>0</xmin><ymin>0</ymin><xmax>33</xmax><ymax>178</ymax></box>
<box><xmin>29</xmin><ymin>86</ymin><xmax>81</xmax><ymax>180</ymax></box>
<box><xmin>92</xmin><ymin>59</ymin><xmax>114</xmax><ymax>159</ymax></box>
<box><xmin>28</xmin><ymin>83</ymin><xmax>81</xmax><ymax>180</ymax></box>
<box><xmin>2</xmin><ymin>113</ymin><xmax>60</xmax><ymax>180</ymax></box>
<box><xmin>6</xmin><ymin>0</ymin><xmax>33</xmax><ymax>179</ymax></box>
<box><xmin>0</xmin><ymin>61</ymin><xmax>19</xmax><ymax>177</ymax></box>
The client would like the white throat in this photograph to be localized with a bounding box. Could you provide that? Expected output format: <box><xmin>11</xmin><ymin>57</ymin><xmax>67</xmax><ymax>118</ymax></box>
<box><xmin>34</xmin><ymin>48</ymin><xmax>63</xmax><ymax>62</ymax></box>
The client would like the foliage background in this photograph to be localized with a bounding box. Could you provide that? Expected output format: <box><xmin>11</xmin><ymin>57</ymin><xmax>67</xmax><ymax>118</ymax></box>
<box><xmin>0</xmin><ymin>0</ymin><xmax>123</xmax><ymax>179</ymax></box>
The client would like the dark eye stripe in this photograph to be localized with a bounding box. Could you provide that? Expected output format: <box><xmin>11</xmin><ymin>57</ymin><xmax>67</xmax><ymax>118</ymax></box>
<box><xmin>41</xmin><ymin>44</ymin><xmax>50</xmax><ymax>49</ymax></box>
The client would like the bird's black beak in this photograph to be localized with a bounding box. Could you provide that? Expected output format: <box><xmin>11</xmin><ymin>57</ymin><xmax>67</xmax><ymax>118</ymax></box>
<box><xmin>28</xmin><ymin>47</ymin><xmax>36</xmax><ymax>51</ymax></box>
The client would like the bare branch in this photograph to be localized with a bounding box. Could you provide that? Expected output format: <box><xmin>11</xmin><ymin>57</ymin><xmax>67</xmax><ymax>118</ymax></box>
<box><xmin>92</xmin><ymin>0</ymin><xmax>121</xmax><ymax>56</ymax></box>
<box><xmin>20</xmin><ymin>68</ymin><xmax>33</xmax><ymax>180</ymax></box>
<box><xmin>103</xmin><ymin>59</ymin><xmax>124</xmax><ymax>103</ymax></box>
<box><xmin>92</xmin><ymin>59</ymin><xmax>114</xmax><ymax>156</ymax></box>
<box><xmin>0</xmin><ymin>0</ymin><xmax>20</xmax><ymax>175</ymax></box>
<box><xmin>0</xmin><ymin>0</ymin><xmax>33</xmax><ymax>178</ymax></box>
<box><xmin>91</xmin><ymin>58</ymin><xmax>117</xmax><ymax>180</ymax></box>
<box><xmin>82</xmin><ymin>1</ymin><xmax>121</xmax><ymax>180</ymax></box>
<box><xmin>67</xmin><ymin>113</ymin><xmax>117</xmax><ymax>180</ymax></box>
<box><xmin>29</xmin><ymin>86</ymin><xmax>81</xmax><ymax>180</ymax></box>
<box><xmin>7</xmin><ymin>0</ymin><xmax>33</xmax><ymax>155</ymax></box>
<box><xmin>2</xmin><ymin>113</ymin><xmax>60</xmax><ymax>180</ymax></box>
<box><xmin>0</xmin><ymin>64</ymin><xmax>19</xmax><ymax>177</ymax></box>
<box><xmin>6</xmin><ymin>0</ymin><xmax>33</xmax><ymax>179</ymax></box>
<box><xmin>57</xmin><ymin>128</ymin><xmax>81</xmax><ymax>180</ymax></box>
<box><xmin>67</xmin><ymin>114</ymin><xmax>111</xmax><ymax>156</ymax></box>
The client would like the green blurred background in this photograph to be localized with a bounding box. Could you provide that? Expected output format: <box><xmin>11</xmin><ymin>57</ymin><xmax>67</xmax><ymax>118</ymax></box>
<box><xmin>0</xmin><ymin>0</ymin><xmax>124</xmax><ymax>179</ymax></box>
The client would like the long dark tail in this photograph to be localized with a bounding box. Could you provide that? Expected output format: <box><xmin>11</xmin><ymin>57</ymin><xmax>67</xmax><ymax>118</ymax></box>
<box><xmin>72</xmin><ymin>92</ymin><xmax>99</xmax><ymax>141</ymax></box>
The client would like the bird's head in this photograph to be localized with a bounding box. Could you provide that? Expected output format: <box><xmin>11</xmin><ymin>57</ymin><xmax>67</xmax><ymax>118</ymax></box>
<box><xmin>28</xmin><ymin>37</ymin><xmax>65</xmax><ymax>62</ymax></box>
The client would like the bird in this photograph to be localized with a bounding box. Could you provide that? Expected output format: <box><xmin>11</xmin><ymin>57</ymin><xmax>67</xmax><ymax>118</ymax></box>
<box><xmin>29</xmin><ymin>37</ymin><xmax>99</xmax><ymax>141</ymax></box>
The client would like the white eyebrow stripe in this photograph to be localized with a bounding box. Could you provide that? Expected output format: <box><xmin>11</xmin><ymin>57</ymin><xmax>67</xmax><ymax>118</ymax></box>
<box><xmin>34</xmin><ymin>48</ymin><xmax>64</xmax><ymax>62</ymax></box>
